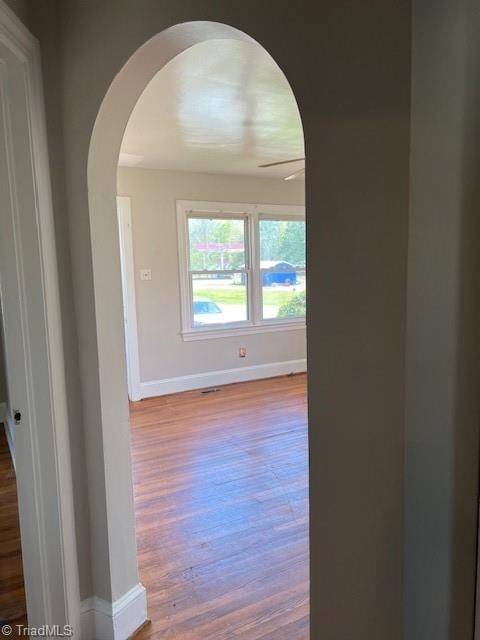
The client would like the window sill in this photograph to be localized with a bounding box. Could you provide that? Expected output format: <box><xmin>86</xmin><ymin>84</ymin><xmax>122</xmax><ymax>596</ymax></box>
<box><xmin>181</xmin><ymin>321</ymin><xmax>306</xmax><ymax>342</ymax></box>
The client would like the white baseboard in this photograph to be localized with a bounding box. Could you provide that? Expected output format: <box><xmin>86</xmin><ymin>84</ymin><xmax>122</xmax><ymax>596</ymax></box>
<box><xmin>139</xmin><ymin>358</ymin><xmax>307</xmax><ymax>399</ymax></box>
<box><xmin>80</xmin><ymin>598</ymin><xmax>95</xmax><ymax>640</ymax></box>
<box><xmin>81</xmin><ymin>583</ymin><xmax>147</xmax><ymax>640</ymax></box>
<box><xmin>0</xmin><ymin>402</ymin><xmax>15</xmax><ymax>471</ymax></box>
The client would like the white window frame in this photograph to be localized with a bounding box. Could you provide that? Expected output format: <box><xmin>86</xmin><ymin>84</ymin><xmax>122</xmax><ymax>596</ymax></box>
<box><xmin>176</xmin><ymin>200</ymin><xmax>306</xmax><ymax>341</ymax></box>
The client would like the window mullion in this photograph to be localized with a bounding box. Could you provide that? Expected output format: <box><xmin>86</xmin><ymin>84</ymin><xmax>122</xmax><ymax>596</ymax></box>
<box><xmin>250</xmin><ymin>212</ymin><xmax>261</xmax><ymax>325</ymax></box>
<box><xmin>190</xmin><ymin>269</ymin><xmax>242</xmax><ymax>276</ymax></box>
<box><xmin>244</xmin><ymin>214</ymin><xmax>252</xmax><ymax>325</ymax></box>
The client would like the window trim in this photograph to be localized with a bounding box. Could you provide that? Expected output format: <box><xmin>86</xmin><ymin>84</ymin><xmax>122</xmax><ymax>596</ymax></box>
<box><xmin>176</xmin><ymin>200</ymin><xmax>306</xmax><ymax>340</ymax></box>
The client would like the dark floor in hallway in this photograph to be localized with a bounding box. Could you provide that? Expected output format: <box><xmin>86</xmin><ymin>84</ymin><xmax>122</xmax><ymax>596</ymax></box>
<box><xmin>0</xmin><ymin>426</ymin><xmax>27</xmax><ymax>633</ymax></box>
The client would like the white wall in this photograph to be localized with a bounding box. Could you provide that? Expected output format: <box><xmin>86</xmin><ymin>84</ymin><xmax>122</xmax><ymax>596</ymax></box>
<box><xmin>117</xmin><ymin>167</ymin><xmax>306</xmax><ymax>389</ymax></box>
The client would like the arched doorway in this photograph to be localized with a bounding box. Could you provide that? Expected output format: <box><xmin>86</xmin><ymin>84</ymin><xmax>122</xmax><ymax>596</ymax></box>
<box><xmin>88</xmin><ymin>21</ymin><xmax>308</xmax><ymax>638</ymax></box>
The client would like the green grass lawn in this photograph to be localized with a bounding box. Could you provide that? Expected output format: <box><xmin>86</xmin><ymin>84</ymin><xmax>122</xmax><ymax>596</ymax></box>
<box><xmin>194</xmin><ymin>287</ymin><xmax>293</xmax><ymax>306</ymax></box>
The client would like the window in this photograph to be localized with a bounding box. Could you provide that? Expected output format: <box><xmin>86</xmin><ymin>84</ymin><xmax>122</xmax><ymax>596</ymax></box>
<box><xmin>259</xmin><ymin>219</ymin><xmax>306</xmax><ymax>321</ymax></box>
<box><xmin>177</xmin><ymin>201</ymin><xmax>305</xmax><ymax>339</ymax></box>
<box><xmin>188</xmin><ymin>216</ymin><xmax>249</xmax><ymax>327</ymax></box>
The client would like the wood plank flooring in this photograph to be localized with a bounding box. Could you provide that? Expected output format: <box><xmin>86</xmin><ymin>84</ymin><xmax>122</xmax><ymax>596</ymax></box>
<box><xmin>130</xmin><ymin>374</ymin><xmax>309</xmax><ymax>640</ymax></box>
<box><xmin>0</xmin><ymin>426</ymin><xmax>27</xmax><ymax>631</ymax></box>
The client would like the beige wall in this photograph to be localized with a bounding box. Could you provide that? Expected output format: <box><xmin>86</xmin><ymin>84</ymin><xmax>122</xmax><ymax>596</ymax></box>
<box><xmin>0</xmin><ymin>358</ymin><xmax>6</xmax><ymax>405</ymax></box>
<box><xmin>27</xmin><ymin>0</ymin><xmax>93</xmax><ymax>600</ymax></box>
<box><xmin>3</xmin><ymin>0</ymin><xmax>28</xmax><ymax>24</ymax></box>
<box><xmin>24</xmin><ymin>1</ymin><xmax>480</xmax><ymax>639</ymax></box>
<box><xmin>117</xmin><ymin>167</ymin><xmax>306</xmax><ymax>384</ymax></box>
<box><xmin>32</xmin><ymin>0</ymin><xmax>412</xmax><ymax>635</ymax></box>
<box><xmin>0</xmin><ymin>309</ymin><xmax>7</xmax><ymax>405</ymax></box>
<box><xmin>404</xmin><ymin>2</ymin><xmax>480</xmax><ymax>638</ymax></box>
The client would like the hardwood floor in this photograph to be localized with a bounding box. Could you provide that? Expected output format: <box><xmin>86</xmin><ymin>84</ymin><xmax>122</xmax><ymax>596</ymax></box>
<box><xmin>0</xmin><ymin>427</ymin><xmax>27</xmax><ymax>631</ymax></box>
<box><xmin>130</xmin><ymin>374</ymin><xmax>309</xmax><ymax>640</ymax></box>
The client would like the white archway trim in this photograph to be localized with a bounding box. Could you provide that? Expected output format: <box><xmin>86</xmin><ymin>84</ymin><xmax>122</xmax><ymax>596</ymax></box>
<box><xmin>87</xmin><ymin>22</ymin><xmax>286</xmax><ymax>639</ymax></box>
<box><xmin>0</xmin><ymin>0</ymin><xmax>80</xmax><ymax>631</ymax></box>
<box><xmin>87</xmin><ymin>22</ymin><xmax>254</xmax><ymax>609</ymax></box>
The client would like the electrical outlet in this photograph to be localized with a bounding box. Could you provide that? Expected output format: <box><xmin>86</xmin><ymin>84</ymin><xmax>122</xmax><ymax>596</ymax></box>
<box><xmin>140</xmin><ymin>269</ymin><xmax>152</xmax><ymax>281</ymax></box>
<box><xmin>239</xmin><ymin>347</ymin><xmax>247</xmax><ymax>358</ymax></box>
